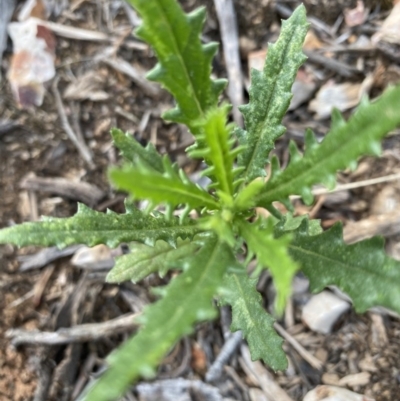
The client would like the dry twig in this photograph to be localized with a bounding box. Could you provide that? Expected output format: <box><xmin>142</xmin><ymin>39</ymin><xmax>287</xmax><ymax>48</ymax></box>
<box><xmin>32</xmin><ymin>356</ymin><xmax>54</xmax><ymax>401</ymax></box>
<box><xmin>314</xmin><ymin>172</ymin><xmax>400</xmax><ymax>196</ymax></box>
<box><xmin>304</xmin><ymin>50</ymin><xmax>363</xmax><ymax>77</ymax></box>
<box><xmin>136</xmin><ymin>378</ymin><xmax>223</xmax><ymax>401</ymax></box>
<box><xmin>7</xmin><ymin>312</ymin><xmax>139</xmax><ymax>346</ymax></box>
<box><xmin>239</xmin><ymin>345</ymin><xmax>295</xmax><ymax>401</ymax></box>
<box><xmin>99</xmin><ymin>49</ymin><xmax>161</xmax><ymax>97</ymax></box>
<box><xmin>52</xmin><ymin>78</ymin><xmax>94</xmax><ymax>168</ymax></box>
<box><xmin>206</xmin><ymin>331</ymin><xmax>243</xmax><ymax>382</ymax></box>
<box><xmin>20</xmin><ymin>174</ymin><xmax>104</xmax><ymax>206</ymax></box>
<box><xmin>18</xmin><ymin>245</ymin><xmax>81</xmax><ymax>272</ymax></box>
<box><xmin>32</xmin><ymin>18</ymin><xmax>111</xmax><ymax>42</ymax></box>
<box><xmin>274</xmin><ymin>323</ymin><xmax>323</xmax><ymax>370</ymax></box>
<box><xmin>213</xmin><ymin>0</ymin><xmax>244</xmax><ymax>126</ymax></box>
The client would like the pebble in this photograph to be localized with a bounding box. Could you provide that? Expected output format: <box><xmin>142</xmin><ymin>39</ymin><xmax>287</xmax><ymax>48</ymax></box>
<box><xmin>321</xmin><ymin>373</ymin><xmax>340</xmax><ymax>386</ymax></box>
<box><xmin>249</xmin><ymin>388</ymin><xmax>269</xmax><ymax>401</ymax></box>
<box><xmin>303</xmin><ymin>385</ymin><xmax>375</xmax><ymax>401</ymax></box>
<box><xmin>71</xmin><ymin>244</ymin><xmax>115</xmax><ymax>270</ymax></box>
<box><xmin>338</xmin><ymin>372</ymin><xmax>371</xmax><ymax>388</ymax></box>
<box><xmin>371</xmin><ymin>185</ymin><xmax>399</xmax><ymax>215</ymax></box>
<box><xmin>358</xmin><ymin>354</ymin><xmax>377</xmax><ymax>373</ymax></box>
<box><xmin>302</xmin><ymin>291</ymin><xmax>351</xmax><ymax>334</ymax></box>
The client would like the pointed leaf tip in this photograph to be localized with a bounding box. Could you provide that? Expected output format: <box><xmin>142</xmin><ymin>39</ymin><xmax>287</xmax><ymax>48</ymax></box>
<box><xmin>237</xmin><ymin>4</ymin><xmax>309</xmax><ymax>183</ymax></box>
<box><xmin>83</xmin><ymin>238</ymin><xmax>235</xmax><ymax>401</ymax></box>
<box><xmin>128</xmin><ymin>0</ymin><xmax>222</xmax><ymax>136</ymax></box>
<box><xmin>221</xmin><ymin>273</ymin><xmax>287</xmax><ymax>370</ymax></box>
<box><xmin>256</xmin><ymin>85</ymin><xmax>400</xmax><ymax>208</ymax></box>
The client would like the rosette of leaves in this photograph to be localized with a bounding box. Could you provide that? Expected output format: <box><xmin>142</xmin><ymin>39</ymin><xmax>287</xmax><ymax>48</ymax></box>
<box><xmin>1</xmin><ymin>1</ymin><xmax>400</xmax><ymax>400</ymax></box>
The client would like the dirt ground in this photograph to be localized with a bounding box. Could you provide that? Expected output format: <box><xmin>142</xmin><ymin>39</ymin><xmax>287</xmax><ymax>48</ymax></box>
<box><xmin>1</xmin><ymin>0</ymin><xmax>400</xmax><ymax>400</ymax></box>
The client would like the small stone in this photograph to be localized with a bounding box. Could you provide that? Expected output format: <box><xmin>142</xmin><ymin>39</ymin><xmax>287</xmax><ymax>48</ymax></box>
<box><xmin>315</xmin><ymin>348</ymin><xmax>328</xmax><ymax>364</ymax></box>
<box><xmin>71</xmin><ymin>244</ymin><xmax>114</xmax><ymax>270</ymax></box>
<box><xmin>293</xmin><ymin>275</ymin><xmax>310</xmax><ymax>295</ymax></box>
<box><xmin>377</xmin><ymin>357</ymin><xmax>390</xmax><ymax>369</ymax></box>
<box><xmin>322</xmin><ymin>373</ymin><xmax>340</xmax><ymax>386</ymax></box>
<box><xmin>358</xmin><ymin>354</ymin><xmax>377</xmax><ymax>372</ymax></box>
<box><xmin>303</xmin><ymin>385</ymin><xmax>375</xmax><ymax>401</ymax></box>
<box><xmin>369</xmin><ymin>312</ymin><xmax>388</xmax><ymax>349</ymax></box>
<box><xmin>338</xmin><ymin>372</ymin><xmax>371</xmax><ymax>387</ymax></box>
<box><xmin>371</xmin><ymin>185</ymin><xmax>399</xmax><ymax>215</ymax></box>
<box><xmin>302</xmin><ymin>291</ymin><xmax>351</xmax><ymax>334</ymax></box>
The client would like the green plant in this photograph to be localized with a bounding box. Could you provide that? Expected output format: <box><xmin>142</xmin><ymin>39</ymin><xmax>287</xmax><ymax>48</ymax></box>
<box><xmin>2</xmin><ymin>1</ymin><xmax>400</xmax><ymax>400</ymax></box>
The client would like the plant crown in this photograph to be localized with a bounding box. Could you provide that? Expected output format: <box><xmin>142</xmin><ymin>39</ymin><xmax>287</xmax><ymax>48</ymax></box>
<box><xmin>1</xmin><ymin>1</ymin><xmax>400</xmax><ymax>400</ymax></box>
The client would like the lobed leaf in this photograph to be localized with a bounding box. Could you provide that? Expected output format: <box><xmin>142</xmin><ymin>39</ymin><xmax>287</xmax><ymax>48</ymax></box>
<box><xmin>106</xmin><ymin>239</ymin><xmax>201</xmax><ymax>283</ymax></box>
<box><xmin>239</xmin><ymin>219</ymin><xmax>298</xmax><ymax>315</ymax></box>
<box><xmin>256</xmin><ymin>85</ymin><xmax>400</xmax><ymax>208</ymax></box>
<box><xmin>276</xmin><ymin>220</ymin><xmax>400</xmax><ymax>314</ymax></box>
<box><xmin>81</xmin><ymin>237</ymin><xmax>237</xmax><ymax>401</ymax></box>
<box><xmin>236</xmin><ymin>5</ymin><xmax>309</xmax><ymax>183</ymax></box>
<box><xmin>221</xmin><ymin>272</ymin><xmax>287</xmax><ymax>371</ymax></box>
<box><xmin>0</xmin><ymin>202</ymin><xmax>200</xmax><ymax>249</ymax></box>
<box><xmin>127</xmin><ymin>0</ymin><xmax>226</xmax><ymax>135</ymax></box>
<box><xmin>188</xmin><ymin>106</ymin><xmax>242</xmax><ymax>197</ymax></box>
<box><xmin>110</xmin><ymin>163</ymin><xmax>219</xmax><ymax>211</ymax></box>
<box><xmin>111</xmin><ymin>128</ymin><xmax>164</xmax><ymax>173</ymax></box>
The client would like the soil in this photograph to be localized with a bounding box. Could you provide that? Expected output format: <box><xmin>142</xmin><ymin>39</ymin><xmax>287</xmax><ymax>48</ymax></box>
<box><xmin>1</xmin><ymin>0</ymin><xmax>400</xmax><ymax>400</ymax></box>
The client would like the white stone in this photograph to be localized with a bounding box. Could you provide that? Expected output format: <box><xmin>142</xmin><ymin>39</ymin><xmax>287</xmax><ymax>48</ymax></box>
<box><xmin>338</xmin><ymin>372</ymin><xmax>371</xmax><ymax>387</ymax></box>
<box><xmin>71</xmin><ymin>244</ymin><xmax>114</xmax><ymax>270</ymax></box>
<box><xmin>303</xmin><ymin>385</ymin><xmax>375</xmax><ymax>401</ymax></box>
<box><xmin>302</xmin><ymin>291</ymin><xmax>351</xmax><ymax>334</ymax></box>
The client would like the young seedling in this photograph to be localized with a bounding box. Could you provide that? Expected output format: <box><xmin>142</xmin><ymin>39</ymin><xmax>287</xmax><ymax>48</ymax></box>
<box><xmin>1</xmin><ymin>1</ymin><xmax>400</xmax><ymax>400</ymax></box>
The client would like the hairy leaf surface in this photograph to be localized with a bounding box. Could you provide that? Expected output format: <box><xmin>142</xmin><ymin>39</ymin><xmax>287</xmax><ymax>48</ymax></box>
<box><xmin>0</xmin><ymin>203</ymin><xmax>200</xmax><ymax>249</ymax></box>
<box><xmin>110</xmin><ymin>164</ymin><xmax>219</xmax><ymax>210</ymax></box>
<box><xmin>277</xmin><ymin>220</ymin><xmax>400</xmax><ymax>314</ymax></box>
<box><xmin>106</xmin><ymin>239</ymin><xmax>201</xmax><ymax>283</ymax></box>
<box><xmin>128</xmin><ymin>0</ymin><xmax>225</xmax><ymax>134</ymax></box>
<box><xmin>279</xmin><ymin>213</ymin><xmax>323</xmax><ymax>236</ymax></box>
<box><xmin>239</xmin><ymin>219</ymin><xmax>298</xmax><ymax>315</ymax></box>
<box><xmin>221</xmin><ymin>272</ymin><xmax>287</xmax><ymax>371</ymax></box>
<box><xmin>111</xmin><ymin>128</ymin><xmax>164</xmax><ymax>173</ymax></box>
<box><xmin>257</xmin><ymin>85</ymin><xmax>400</xmax><ymax>207</ymax></box>
<box><xmin>236</xmin><ymin>5</ymin><xmax>309</xmax><ymax>183</ymax></box>
<box><xmin>81</xmin><ymin>238</ymin><xmax>237</xmax><ymax>401</ymax></box>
